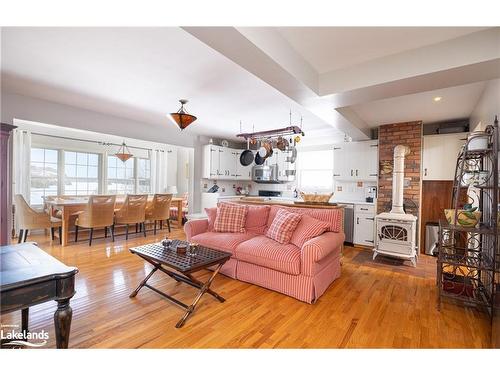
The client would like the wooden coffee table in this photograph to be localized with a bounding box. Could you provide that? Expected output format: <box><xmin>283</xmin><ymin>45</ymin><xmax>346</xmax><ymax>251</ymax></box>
<box><xmin>129</xmin><ymin>240</ymin><xmax>231</xmax><ymax>328</ymax></box>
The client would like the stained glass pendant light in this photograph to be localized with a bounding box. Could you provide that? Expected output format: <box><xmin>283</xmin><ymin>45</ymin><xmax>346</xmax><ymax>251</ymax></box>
<box><xmin>115</xmin><ymin>142</ymin><xmax>133</xmax><ymax>162</ymax></box>
<box><xmin>169</xmin><ymin>99</ymin><xmax>197</xmax><ymax>130</ymax></box>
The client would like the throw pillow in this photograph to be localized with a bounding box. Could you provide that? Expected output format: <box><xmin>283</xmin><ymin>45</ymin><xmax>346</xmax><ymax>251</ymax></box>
<box><xmin>290</xmin><ymin>214</ymin><xmax>330</xmax><ymax>248</ymax></box>
<box><xmin>266</xmin><ymin>208</ymin><xmax>302</xmax><ymax>244</ymax></box>
<box><xmin>213</xmin><ymin>203</ymin><xmax>248</xmax><ymax>233</ymax></box>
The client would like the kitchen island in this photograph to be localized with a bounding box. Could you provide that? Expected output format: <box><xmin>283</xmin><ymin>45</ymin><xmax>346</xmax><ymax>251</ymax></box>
<box><xmin>228</xmin><ymin>196</ymin><xmax>346</xmax><ymax>210</ymax></box>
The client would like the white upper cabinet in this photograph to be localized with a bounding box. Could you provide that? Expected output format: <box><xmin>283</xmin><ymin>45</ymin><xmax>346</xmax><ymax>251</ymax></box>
<box><xmin>333</xmin><ymin>144</ymin><xmax>348</xmax><ymax>179</ymax></box>
<box><xmin>202</xmin><ymin>145</ymin><xmax>252</xmax><ymax>181</ymax></box>
<box><xmin>333</xmin><ymin>140</ymin><xmax>378</xmax><ymax>181</ymax></box>
<box><xmin>422</xmin><ymin>133</ymin><xmax>466</xmax><ymax>180</ymax></box>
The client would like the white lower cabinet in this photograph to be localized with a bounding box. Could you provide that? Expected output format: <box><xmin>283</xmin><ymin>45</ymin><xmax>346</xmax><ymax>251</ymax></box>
<box><xmin>353</xmin><ymin>204</ymin><xmax>375</xmax><ymax>246</ymax></box>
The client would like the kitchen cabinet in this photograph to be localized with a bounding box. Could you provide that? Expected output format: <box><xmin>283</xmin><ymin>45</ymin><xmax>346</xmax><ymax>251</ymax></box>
<box><xmin>333</xmin><ymin>141</ymin><xmax>378</xmax><ymax>181</ymax></box>
<box><xmin>333</xmin><ymin>144</ymin><xmax>348</xmax><ymax>179</ymax></box>
<box><xmin>366</xmin><ymin>141</ymin><xmax>379</xmax><ymax>180</ymax></box>
<box><xmin>422</xmin><ymin>133</ymin><xmax>466</xmax><ymax>180</ymax></box>
<box><xmin>353</xmin><ymin>204</ymin><xmax>375</xmax><ymax>246</ymax></box>
<box><xmin>202</xmin><ymin>145</ymin><xmax>251</xmax><ymax>181</ymax></box>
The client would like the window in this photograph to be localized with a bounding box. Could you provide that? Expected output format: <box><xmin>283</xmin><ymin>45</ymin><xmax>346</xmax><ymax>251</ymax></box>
<box><xmin>297</xmin><ymin>149</ymin><xmax>334</xmax><ymax>193</ymax></box>
<box><xmin>107</xmin><ymin>156</ymin><xmax>135</xmax><ymax>194</ymax></box>
<box><xmin>137</xmin><ymin>158</ymin><xmax>151</xmax><ymax>193</ymax></box>
<box><xmin>63</xmin><ymin>151</ymin><xmax>100</xmax><ymax>196</ymax></box>
<box><xmin>30</xmin><ymin>148</ymin><xmax>59</xmax><ymax>205</ymax></box>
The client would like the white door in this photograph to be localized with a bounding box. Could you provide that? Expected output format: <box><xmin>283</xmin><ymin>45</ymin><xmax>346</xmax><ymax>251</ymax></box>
<box><xmin>366</xmin><ymin>141</ymin><xmax>379</xmax><ymax>180</ymax></box>
<box><xmin>353</xmin><ymin>213</ymin><xmax>375</xmax><ymax>246</ymax></box>
<box><xmin>333</xmin><ymin>144</ymin><xmax>347</xmax><ymax>179</ymax></box>
<box><xmin>209</xmin><ymin>145</ymin><xmax>221</xmax><ymax>178</ymax></box>
<box><xmin>423</xmin><ymin>133</ymin><xmax>466</xmax><ymax>180</ymax></box>
<box><xmin>218</xmin><ymin>148</ymin><xmax>235</xmax><ymax>179</ymax></box>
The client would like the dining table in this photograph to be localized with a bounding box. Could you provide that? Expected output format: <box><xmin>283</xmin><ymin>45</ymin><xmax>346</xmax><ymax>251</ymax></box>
<box><xmin>45</xmin><ymin>196</ymin><xmax>185</xmax><ymax>246</ymax></box>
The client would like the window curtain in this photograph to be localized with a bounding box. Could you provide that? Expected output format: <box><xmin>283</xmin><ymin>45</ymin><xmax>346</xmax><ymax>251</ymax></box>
<box><xmin>151</xmin><ymin>149</ymin><xmax>168</xmax><ymax>193</ymax></box>
<box><xmin>12</xmin><ymin>129</ymin><xmax>31</xmax><ymax>199</ymax></box>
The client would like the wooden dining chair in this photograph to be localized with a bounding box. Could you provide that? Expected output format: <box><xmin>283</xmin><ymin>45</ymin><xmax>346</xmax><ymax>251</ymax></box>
<box><xmin>114</xmin><ymin>194</ymin><xmax>148</xmax><ymax>240</ymax></box>
<box><xmin>74</xmin><ymin>195</ymin><xmax>116</xmax><ymax>246</ymax></box>
<box><xmin>145</xmin><ymin>193</ymin><xmax>173</xmax><ymax>235</ymax></box>
<box><xmin>15</xmin><ymin>194</ymin><xmax>62</xmax><ymax>244</ymax></box>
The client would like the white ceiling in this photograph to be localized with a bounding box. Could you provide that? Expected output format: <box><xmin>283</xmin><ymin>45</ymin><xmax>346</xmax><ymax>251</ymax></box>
<box><xmin>1</xmin><ymin>27</ymin><xmax>337</xmax><ymax>140</ymax></box>
<box><xmin>276</xmin><ymin>27</ymin><xmax>487</xmax><ymax>73</ymax></box>
<box><xmin>350</xmin><ymin>81</ymin><xmax>487</xmax><ymax>127</ymax></box>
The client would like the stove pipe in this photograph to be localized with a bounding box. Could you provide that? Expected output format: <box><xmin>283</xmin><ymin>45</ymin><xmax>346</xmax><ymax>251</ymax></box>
<box><xmin>390</xmin><ymin>145</ymin><xmax>410</xmax><ymax>215</ymax></box>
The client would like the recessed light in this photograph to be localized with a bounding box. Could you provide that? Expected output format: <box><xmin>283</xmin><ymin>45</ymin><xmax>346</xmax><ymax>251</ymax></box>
<box><xmin>433</xmin><ymin>96</ymin><xmax>442</xmax><ymax>102</ymax></box>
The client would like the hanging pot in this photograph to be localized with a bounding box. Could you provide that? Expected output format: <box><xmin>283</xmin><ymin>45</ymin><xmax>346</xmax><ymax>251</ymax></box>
<box><xmin>258</xmin><ymin>139</ymin><xmax>273</xmax><ymax>159</ymax></box>
<box><xmin>276</xmin><ymin>136</ymin><xmax>288</xmax><ymax>151</ymax></box>
<box><xmin>254</xmin><ymin>152</ymin><xmax>265</xmax><ymax>165</ymax></box>
<box><xmin>240</xmin><ymin>139</ymin><xmax>254</xmax><ymax>166</ymax></box>
<box><xmin>286</xmin><ymin>146</ymin><xmax>298</xmax><ymax>163</ymax></box>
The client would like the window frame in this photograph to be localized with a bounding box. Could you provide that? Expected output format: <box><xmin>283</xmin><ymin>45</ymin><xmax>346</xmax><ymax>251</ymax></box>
<box><xmin>28</xmin><ymin>145</ymin><xmax>153</xmax><ymax>205</ymax></box>
<box><xmin>29</xmin><ymin>147</ymin><xmax>60</xmax><ymax>206</ymax></box>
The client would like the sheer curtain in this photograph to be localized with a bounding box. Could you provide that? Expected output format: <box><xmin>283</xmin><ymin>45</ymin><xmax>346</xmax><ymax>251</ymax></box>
<box><xmin>151</xmin><ymin>149</ymin><xmax>168</xmax><ymax>193</ymax></box>
<box><xmin>12</xmin><ymin>129</ymin><xmax>31</xmax><ymax>199</ymax></box>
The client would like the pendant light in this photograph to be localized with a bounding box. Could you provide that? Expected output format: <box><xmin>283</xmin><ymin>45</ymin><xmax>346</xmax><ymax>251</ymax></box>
<box><xmin>115</xmin><ymin>142</ymin><xmax>133</xmax><ymax>162</ymax></box>
<box><xmin>168</xmin><ymin>99</ymin><xmax>197</xmax><ymax>130</ymax></box>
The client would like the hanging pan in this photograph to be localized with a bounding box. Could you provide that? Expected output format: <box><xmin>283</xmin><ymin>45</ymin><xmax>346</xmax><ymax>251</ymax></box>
<box><xmin>254</xmin><ymin>151</ymin><xmax>266</xmax><ymax>165</ymax></box>
<box><xmin>240</xmin><ymin>139</ymin><xmax>254</xmax><ymax>166</ymax></box>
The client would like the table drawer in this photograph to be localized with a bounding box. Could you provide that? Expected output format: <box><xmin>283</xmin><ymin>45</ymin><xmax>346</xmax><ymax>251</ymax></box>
<box><xmin>1</xmin><ymin>280</ymin><xmax>56</xmax><ymax>314</ymax></box>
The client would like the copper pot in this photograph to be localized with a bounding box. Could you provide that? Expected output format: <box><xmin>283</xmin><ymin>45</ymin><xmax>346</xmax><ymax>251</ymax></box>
<box><xmin>258</xmin><ymin>140</ymin><xmax>273</xmax><ymax>159</ymax></box>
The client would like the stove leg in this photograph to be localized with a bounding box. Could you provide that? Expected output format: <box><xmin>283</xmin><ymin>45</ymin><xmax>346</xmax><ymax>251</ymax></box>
<box><xmin>372</xmin><ymin>251</ymin><xmax>378</xmax><ymax>261</ymax></box>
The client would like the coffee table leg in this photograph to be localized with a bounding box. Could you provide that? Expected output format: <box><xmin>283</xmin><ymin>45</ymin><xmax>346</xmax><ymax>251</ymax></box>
<box><xmin>187</xmin><ymin>274</ymin><xmax>225</xmax><ymax>302</ymax></box>
<box><xmin>54</xmin><ymin>298</ymin><xmax>72</xmax><ymax>349</ymax></box>
<box><xmin>129</xmin><ymin>266</ymin><xmax>158</xmax><ymax>298</ymax></box>
<box><xmin>176</xmin><ymin>264</ymin><xmax>224</xmax><ymax>328</ymax></box>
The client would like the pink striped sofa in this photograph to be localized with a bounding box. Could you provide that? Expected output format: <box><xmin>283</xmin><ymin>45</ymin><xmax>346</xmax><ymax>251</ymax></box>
<box><xmin>184</xmin><ymin>204</ymin><xmax>344</xmax><ymax>303</ymax></box>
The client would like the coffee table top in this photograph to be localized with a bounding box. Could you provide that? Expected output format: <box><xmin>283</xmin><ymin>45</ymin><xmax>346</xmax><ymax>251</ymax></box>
<box><xmin>129</xmin><ymin>240</ymin><xmax>231</xmax><ymax>273</ymax></box>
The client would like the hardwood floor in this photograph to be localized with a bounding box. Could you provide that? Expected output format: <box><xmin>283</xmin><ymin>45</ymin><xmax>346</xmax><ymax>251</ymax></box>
<box><xmin>1</xmin><ymin>225</ymin><xmax>492</xmax><ymax>348</ymax></box>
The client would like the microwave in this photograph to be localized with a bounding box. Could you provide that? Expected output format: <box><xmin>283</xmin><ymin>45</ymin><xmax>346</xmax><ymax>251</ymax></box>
<box><xmin>252</xmin><ymin>165</ymin><xmax>279</xmax><ymax>183</ymax></box>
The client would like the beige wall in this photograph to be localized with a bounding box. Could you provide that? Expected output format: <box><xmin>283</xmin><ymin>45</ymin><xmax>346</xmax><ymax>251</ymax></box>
<box><xmin>470</xmin><ymin>79</ymin><xmax>500</xmax><ymax>131</ymax></box>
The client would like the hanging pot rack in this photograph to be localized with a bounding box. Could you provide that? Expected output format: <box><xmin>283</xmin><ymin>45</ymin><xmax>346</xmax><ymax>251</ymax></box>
<box><xmin>236</xmin><ymin>126</ymin><xmax>304</xmax><ymax>141</ymax></box>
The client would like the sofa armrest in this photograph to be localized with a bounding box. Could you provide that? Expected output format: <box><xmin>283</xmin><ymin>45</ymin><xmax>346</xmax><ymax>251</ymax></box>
<box><xmin>301</xmin><ymin>231</ymin><xmax>345</xmax><ymax>276</ymax></box>
<box><xmin>184</xmin><ymin>219</ymin><xmax>209</xmax><ymax>241</ymax></box>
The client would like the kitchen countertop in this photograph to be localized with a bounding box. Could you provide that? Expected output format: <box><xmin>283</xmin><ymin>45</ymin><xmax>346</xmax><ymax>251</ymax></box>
<box><xmin>331</xmin><ymin>199</ymin><xmax>377</xmax><ymax>206</ymax></box>
<box><xmin>230</xmin><ymin>197</ymin><xmax>345</xmax><ymax>209</ymax></box>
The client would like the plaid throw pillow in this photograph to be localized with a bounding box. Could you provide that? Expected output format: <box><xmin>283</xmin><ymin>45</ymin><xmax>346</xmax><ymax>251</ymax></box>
<box><xmin>213</xmin><ymin>203</ymin><xmax>248</xmax><ymax>233</ymax></box>
<box><xmin>266</xmin><ymin>209</ymin><xmax>302</xmax><ymax>244</ymax></box>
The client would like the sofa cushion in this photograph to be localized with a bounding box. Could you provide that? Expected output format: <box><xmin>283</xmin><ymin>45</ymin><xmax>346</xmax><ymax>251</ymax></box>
<box><xmin>235</xmin><ymin>235</ymin><xmax>301</xmax><ymax>275</ymax></box>
<box><xmin>214</xmin><ymin>203</ymin><xmax>248</xmax><ymax>233</ymax></box>
<box><xmin>266</xmin><ymin>208</ymin><xmax>302</xmax><ymax>244</ymax></box>
<box><xmin>205</xmin><ymin>207</ymin><xmax>217</xmax><ymax>231</ymax></box>
<box><xmin>290</xmin><ymin>214</ymin><xmax>330</xmax><ymax>248</ymax></box>
<box><xmin>191</xmin><ymin>232</ymin><xmax>254</xmax><ymax>254</ymax></box>
<box><xmin>207</xmin><ymin>204</ymin><xmax>270</xmax><ymax>234</ymax></box>
<box><xmin>244</xmin><ymin>205</ymin><xmax>271</xmax><ymax>234</ymax></box>
<box><xmin>267</xmin><ymin>205</ymin><xmax>342</xmax><ymax>233</ymax></box>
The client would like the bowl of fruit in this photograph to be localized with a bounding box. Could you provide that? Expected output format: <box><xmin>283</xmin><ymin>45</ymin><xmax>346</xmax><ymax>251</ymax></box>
<box><xmin>444</xmin><ymin>204</ymin><xmax>481</xmax><ymax>227</ymax></box>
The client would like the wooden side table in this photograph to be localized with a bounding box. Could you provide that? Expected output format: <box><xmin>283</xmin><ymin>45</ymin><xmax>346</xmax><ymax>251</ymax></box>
<box><xmin>0</xmin><ymin>243</ymin><xmax>78</xmax><ymax>348</ymax></box>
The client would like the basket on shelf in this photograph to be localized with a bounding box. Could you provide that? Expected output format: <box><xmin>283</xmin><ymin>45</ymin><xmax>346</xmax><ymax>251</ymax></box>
<box><xmin>299</xmin><ymin>192</ymin><xmax>333</xmax><ymax>203</ymax></box>
<box><xmin>444</xmin><ymin>209</ymin><xmax>481</xmax><ymax>227</ymax></box>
